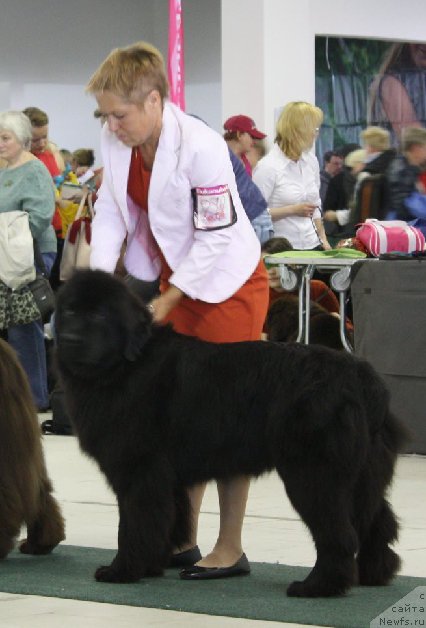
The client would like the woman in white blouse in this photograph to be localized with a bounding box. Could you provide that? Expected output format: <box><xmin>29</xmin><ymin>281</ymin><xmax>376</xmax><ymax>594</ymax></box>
<box><xmin>253</xmin><ymin>101</ymin><xmax>331</xmax><ymax>250</ymax></box>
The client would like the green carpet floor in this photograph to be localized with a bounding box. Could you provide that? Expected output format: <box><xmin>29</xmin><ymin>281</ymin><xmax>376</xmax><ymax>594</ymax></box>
<box><xmin>0</xmin><ymin>545</ymin><xmax>425</xmax><ymax>627</ymax></box>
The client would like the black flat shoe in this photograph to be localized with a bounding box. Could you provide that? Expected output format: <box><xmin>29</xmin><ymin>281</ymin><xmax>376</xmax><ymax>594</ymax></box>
<box><xmin>179</xmin><ymin>553</ymin><xmax>250</xmax><ymax>580</ymax></box>
<box><xmin>169</xmin><ymin>545</ymin><xmax>202</xmax><ymax>568</ymax></box>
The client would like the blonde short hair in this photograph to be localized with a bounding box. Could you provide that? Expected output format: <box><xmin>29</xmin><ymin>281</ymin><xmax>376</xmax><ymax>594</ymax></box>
<box><xmin>360</xmin><ymin>126</ymin><xmax>391</xmax><ymax>151</ymax></box>
<box><xmin>86</xmin><ymin>41</ymin><xmax>169</xmax><ymax>104</ymax></box>
<box><xmin>401</xmin><ymin>126</ymin><xmax>426</xmax><ymax>152</ymax></box>
<box><xmin>275</xmin><ymin>102</ymin><xmax>323</xmax><ymax>161</ymax></box>
<box><xmin>345</xmin><ymin>148</ymin><xmax>367</xmax><ymax>169</ymax></box>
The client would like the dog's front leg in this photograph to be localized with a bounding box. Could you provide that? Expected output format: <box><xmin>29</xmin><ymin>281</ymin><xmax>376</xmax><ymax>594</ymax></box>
<box><xmin>95</xmin><ymin>464</ymin><xmax>177</xmax><ymax>583</ymax></box>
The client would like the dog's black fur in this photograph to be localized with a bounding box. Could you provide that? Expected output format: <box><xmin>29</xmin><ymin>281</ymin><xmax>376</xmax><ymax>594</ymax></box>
<box><xmin>55</xmin><ymin>269</ymin><xmax>406</xmax><ymax>597</ymax></box>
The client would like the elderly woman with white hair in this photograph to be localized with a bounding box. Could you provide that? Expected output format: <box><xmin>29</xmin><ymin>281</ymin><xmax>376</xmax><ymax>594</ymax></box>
<box><xmin>0</xmin><ymin>110</ymin><xmax>56</xmax><ymax>410</ymax></box>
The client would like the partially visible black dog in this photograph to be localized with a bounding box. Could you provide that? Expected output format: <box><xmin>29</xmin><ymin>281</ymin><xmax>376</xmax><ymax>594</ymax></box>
<box><xmin>55</xmin><ymin>269</ymin><xmax>406</xmax><ymax>597</ymax></box>
<box><xmin>265</xmin><ymin>294</ymin><xmax>350</xmax><ymax>350</ymax></box>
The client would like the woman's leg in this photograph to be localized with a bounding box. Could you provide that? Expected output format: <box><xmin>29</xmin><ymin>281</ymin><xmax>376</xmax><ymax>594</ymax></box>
<box><xmin>196</xmin><ymin>475</ymin><xmax>250</xmax><ymax>568</ymax></box>
<box><xmin>7</xmin><ymin>320</ymin><xmax>49</xmax><ymax>410</ymax></box>
<box><xmin>175</xmin><ymin>483</ymin><xmax>206</xmax><ymax>553</ymax></box>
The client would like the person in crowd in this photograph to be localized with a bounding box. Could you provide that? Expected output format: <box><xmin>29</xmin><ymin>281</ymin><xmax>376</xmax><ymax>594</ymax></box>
<box><xmin>22</xmin><ymin>106</ymin><xmax>65</xmax><ymax>177</ymax></box>
<box><xmin>369</xmin><ymin>42</ymin><xmax>426</xmax><ymax>141</ymax></box>
<box><xmin>223</xmin><ymin>115</ymin><xmax>273</xmax><ymax>243</ymax></box>
<box><xmin>223</xmin><ymin>114</ymin><xmax>266</xmax><ymax>176</ymax></box>
<box><xmin>246</xmin><ymin>138</ymin><xmax>266</xmax><ymax>172</ymax></box>
<box><xmin>253</xmin><ymin>101</ymin><xmax>330</xmax><ymax>251</ymax></box>
<box><xmin>56</xmin><ymin>149</ymin><xmax>97</xmax><ymax>241</ymax></box>
<box><xmin>86</xmin><ymin>41</ymin><xmax>269</xmax><ymax>579</ymax></box>
<box><xmin>338</xmin><ymin>126</ymin><xmax>396</xmax><ymax>224</ymax></box>
<box><xmin>0</xmin><ymin>110</ymin><xmax>56</xmax><ymax>410</ymax></box>
<box><xmin>261</xmin><ymin>237</ymin><xmax>341</xmax><ymax>315</ymax></box>
<box><xmin>227</xmin><ymin>146</ymin><xmax>273</xmax><ymax>242</ymax></box>
<box><xmin>23</xmin><ymin>106</ymin><xmax>64</xmax><ymax>287</ymax></box>
<box><xmin>323</xmin><ymin>148</ymin><xmax>367</xmax><ymax>233</ymax></box>
<box><xmin>71</xmin><ymin>148</ymin><xmax>96</xmax><ymax>185</ymax></box>
<box><xmin>322</xmin><ymin>144</ymin><xmax>360</xmax><ymax>214</ymax></box>
<box><xmin>319</xmin><ymin>150</ymin><xmax>343</xmax><ymax>204</ymax></box>
<box><xmin>360</xmin><ymin>126</ymin><xmax>396</xmax><ymax>176</ymax></box>
<box><xmin>386</xmin><ymin>126</ymin><xmax>426</xmax><ymax>222</ymax></box>
<box><xmin>60</xmin><ymin>148</ymin><xmax>73</xmax><ymax>169</ymax></box>
<box><xmin>322</xmin><ymin>143</ymin><xmax>362</xmax><ymax>242</ymax></box>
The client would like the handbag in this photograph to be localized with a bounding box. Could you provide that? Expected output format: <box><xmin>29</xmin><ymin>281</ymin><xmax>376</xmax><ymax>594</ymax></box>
<box><xmin>28</xmin><ymin>240</ymin><xmax>55</xmax><ymax>324</ymax></box>
<box><xmin>60</xmin><ymin>190</ymin><xmax>94</xmax><ymax>281</ymax></box>
<box><xmin>0</xmin><ymin>211</ymin><xmax>36</xmax><ymax>289</ymax></box>
<box><xmin>356</xmin><ymin>219</ymin><xmax>425</xmax><ymax>257</ymax></box>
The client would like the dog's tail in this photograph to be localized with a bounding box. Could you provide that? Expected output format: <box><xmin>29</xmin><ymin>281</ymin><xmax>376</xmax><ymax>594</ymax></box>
<box><xmin>358</xmin><ymin>358</ymin><xmax>408</xmax><ymax>458</ymax></box>
<box><xmin>352</xmin><ymin>358</ymin><xmax>407</xmax><ymax>586</ymax></box>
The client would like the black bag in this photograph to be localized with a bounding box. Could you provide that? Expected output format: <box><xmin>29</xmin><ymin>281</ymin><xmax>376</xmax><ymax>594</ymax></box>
<box><xmin>29</xmin><ymin>240</ymin><xmax>55</xmax><ymax>324</ymax></box>
<box><xmin>28</xmin><ymin>274</ymin><xmax>55</xmax><ymax>324</ymax></box>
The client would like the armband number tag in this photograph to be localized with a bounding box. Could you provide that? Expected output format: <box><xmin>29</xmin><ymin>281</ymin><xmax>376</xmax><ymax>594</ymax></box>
<box><xmin>192</xmin><ymin>185</ymin><xmax>237</xmax><ymax>231</ymax></box>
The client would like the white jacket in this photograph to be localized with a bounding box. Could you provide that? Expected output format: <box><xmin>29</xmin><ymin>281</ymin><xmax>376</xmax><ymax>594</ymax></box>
<box><xmin>91</xmin><ymin>102</ymin><xmax>260</xmax><ymax>302</ymax></box>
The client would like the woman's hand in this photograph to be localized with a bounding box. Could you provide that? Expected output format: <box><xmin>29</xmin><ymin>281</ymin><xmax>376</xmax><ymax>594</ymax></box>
<box><xmin>293</xmin><ymin>203</ymin><xmax>317</xmax><ymax>217</ymax></box>
<box><xmin>148</xmin><ymin>285</ymin><xmax>184</xmax><ymax>323</ymax></box>
<box><xmin>270</xmin><ymin>203</ymin><xmax>317</xmax><ymax>220</ymax></box>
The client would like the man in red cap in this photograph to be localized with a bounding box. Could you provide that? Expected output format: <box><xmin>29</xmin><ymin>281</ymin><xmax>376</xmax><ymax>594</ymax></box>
<box><xmin>223</xmin><ymin>114</ymin><xmax>266</xmax><ymax>176</ymax></box>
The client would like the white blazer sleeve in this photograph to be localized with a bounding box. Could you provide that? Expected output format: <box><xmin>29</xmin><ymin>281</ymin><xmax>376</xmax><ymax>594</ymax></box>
<box><xmin>90</xmin><ymin>130</ymin><xmax>128</xmax><ymax>273</ymax></box>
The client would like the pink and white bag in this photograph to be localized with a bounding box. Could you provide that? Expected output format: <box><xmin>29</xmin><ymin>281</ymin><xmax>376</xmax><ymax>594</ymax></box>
<box><xmin>356</xmin><ymin>219</ymin><xmax>425</xmax><ymax>257</ymax></box>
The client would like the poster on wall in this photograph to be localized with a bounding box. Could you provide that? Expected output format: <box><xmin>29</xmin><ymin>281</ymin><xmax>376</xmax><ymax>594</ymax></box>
<box><xmin>315</xmin><ymin>37</ymin><xmax>426</xmax><ymax>160</ymax></box>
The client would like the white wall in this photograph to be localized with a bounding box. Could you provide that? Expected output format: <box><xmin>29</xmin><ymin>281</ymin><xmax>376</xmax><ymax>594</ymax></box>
<box><xmin>222</xmin><ymin>0</ymin><xmax>426</xmax><ymax>149</ymax></box>
<box><xmin>1</xmin><ymin>0</ymin><xmax>425</xmax><ymax>164</ymax></box>
<box><xmin>0</xmin><ymin>0</ymin><xmax>221</xmax><ymax>168</ymax></box>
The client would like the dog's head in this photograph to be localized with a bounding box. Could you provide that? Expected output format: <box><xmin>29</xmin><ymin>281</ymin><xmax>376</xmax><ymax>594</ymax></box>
<box><xmin>55</xmin><ymin>270</ymin><xmax>152</xmax><ymax>378</ymax></box>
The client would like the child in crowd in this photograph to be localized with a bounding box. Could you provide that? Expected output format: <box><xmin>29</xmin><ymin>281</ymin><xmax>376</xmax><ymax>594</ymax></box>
<box><xmin>261</xmin><ymin>237</ymin><xmax>341</xmax><ymax>315</ymax></box>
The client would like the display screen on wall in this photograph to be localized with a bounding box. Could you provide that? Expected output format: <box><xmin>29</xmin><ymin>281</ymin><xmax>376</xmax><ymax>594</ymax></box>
<box><xmin>315</xmin><ymin>36</ymin><xmax>426</xmax><ymax>158</ymax></box>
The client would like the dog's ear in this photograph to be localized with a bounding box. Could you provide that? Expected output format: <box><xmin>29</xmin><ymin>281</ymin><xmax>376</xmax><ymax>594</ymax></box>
<box><xmin>124</xmin><ymin>305</ymin><xmax>152</xmax><ymax>362</ymax></box>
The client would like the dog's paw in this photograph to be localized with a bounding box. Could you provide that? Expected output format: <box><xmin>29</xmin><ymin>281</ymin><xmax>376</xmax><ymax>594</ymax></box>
<box><xmin>145</xmin><ymin>565</ymin><xmax>164</xmax><ymax>577</ymax></box>
<box><xmin>287</xmin><ymin>579</ymin><xmax>347</xmax><ymax>598</ymax></box>
<box><xmin>95</xmin><ymin>564</ymin><xmax>141</xmax><ymax>583</ymax></box>
<box><xmin>19</xmin><ymin>540</ymin><xmax>56</xmax><ymax>555</ymax></box>
<box><xmin>287</xmin><ymin>580</ymin><xmax>313</xmax><ymax>597</ymax></box>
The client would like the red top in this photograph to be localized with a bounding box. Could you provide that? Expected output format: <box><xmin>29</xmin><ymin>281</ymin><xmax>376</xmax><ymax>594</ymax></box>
<box><xmin>126</xmin><ymin>147</ymin><xmax>268</xmax><ymax>342</ymax></box>
<box><xmin>127</xmin><ymin>147</ymin><xmax>151</xmax><ymax>210</ymax></box>
<box><xmin>33</xmin><ymin>150</ymin><xmax>61</xmax><ymax>178</ymax></box>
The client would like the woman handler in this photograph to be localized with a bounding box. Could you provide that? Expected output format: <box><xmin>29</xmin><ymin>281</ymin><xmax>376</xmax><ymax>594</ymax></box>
<box><xmin>86</xmin><ymin>41</ymin><xmax>268</xmax><ymax>579</ymax></box>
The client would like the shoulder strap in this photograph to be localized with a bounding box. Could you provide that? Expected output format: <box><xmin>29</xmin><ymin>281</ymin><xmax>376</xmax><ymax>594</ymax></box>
<box><xmin>33</xmin><ymin>238</ymin><xmax>48</xmax><ymax>277</ymax></box>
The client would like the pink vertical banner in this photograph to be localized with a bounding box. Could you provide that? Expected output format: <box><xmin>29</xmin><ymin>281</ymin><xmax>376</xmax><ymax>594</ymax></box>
<box><xmin>168</xmin><ymin>0</ymin><xmax>186</xmax><ymax>111</ymax></box>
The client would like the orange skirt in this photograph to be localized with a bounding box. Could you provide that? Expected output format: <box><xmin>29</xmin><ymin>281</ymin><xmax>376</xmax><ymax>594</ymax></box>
<box><xmin>161</xmin><ymin>259</ymin><xmax>269</xmax><ymax>343</ymax></box>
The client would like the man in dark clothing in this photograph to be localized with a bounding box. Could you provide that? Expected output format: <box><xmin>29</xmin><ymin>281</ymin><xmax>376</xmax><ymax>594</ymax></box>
<box><xmin>319</xmin><ymin>150</ymin><xmax>343</xmax><ymax>204</ymax></box>
<box><xmin>386</xmin><ymin>126</ymin><xmax>426</xmax><ymax>221</ymax></box>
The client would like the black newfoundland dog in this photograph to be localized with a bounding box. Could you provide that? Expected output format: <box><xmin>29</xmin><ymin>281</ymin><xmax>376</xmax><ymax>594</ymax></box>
<box><xmin>0</xmin><ymin>339</ymin><xmax>65</xmax><ymax>559</ymax></box>
<box><xmin>55</xmin><ymin>269</ymin><xmax>405</xmax><ymax>597</ymax></box>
